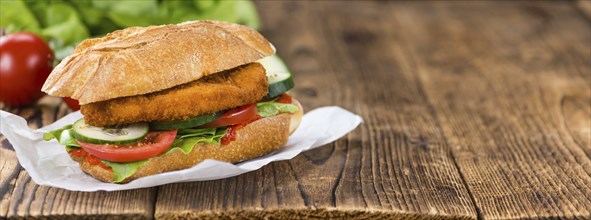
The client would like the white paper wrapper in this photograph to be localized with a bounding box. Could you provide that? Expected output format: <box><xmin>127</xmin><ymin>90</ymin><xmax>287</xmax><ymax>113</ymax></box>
<box><xmin>0</xmin><ymin>106</ymin><xmax>362</xmax><ymax>192</ymax></box>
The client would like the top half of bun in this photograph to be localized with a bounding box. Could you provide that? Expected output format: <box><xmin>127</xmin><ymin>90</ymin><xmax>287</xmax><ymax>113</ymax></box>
<box><xmin>42</xmin><ymin>20</ymin><xmax>275</xmax><ymax>105</ymax></box>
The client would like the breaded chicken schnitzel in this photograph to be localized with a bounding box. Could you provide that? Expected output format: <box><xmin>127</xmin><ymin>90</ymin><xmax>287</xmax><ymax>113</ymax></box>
<box><xmin>81</xmin><ymin>63</ymin><xmax>268</xmax><ymax>126</ymax></box>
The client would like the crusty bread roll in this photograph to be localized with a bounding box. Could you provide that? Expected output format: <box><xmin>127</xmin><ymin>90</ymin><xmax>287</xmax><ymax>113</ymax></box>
<box><xmin>43</xmin><ymin>19</ymin><xmax>302</xmax><ymax>183</ymax></box>
<box><xmin>71</xmin><ymin>102</ymin><xmax>303</xmax><ymax>183</ymax></box>
<box><xmin>42</xmin><ymin>20</ymin><xmax>275</xmax><ymax>105</ymax></box>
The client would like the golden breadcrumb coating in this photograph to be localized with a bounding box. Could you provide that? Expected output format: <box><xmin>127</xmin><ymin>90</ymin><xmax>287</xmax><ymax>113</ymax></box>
<box><xmin>81</xmin><ymin>63</ymin><xmax>268</xmax><ymax>126</ymax></box>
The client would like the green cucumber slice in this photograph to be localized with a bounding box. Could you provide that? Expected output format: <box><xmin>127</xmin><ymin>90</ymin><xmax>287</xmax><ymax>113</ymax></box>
<box><xmin>265</xmin><ymin>72</ymin><xmax>294</xmax><ymax>99</ymax></box>
<box><xmin>149</xmin><ymin>113</ymin><xmax>220</xmax><ymax>131</ymax></box>
<box><xmin>72</xmin><ymin>119</ymin><xmax>149</xmax><ymax>144</ymax></box>
<box><xmin>258</xmin><ymin>55</ymin><xmax>289</xmax><ymax>73</ymax></box>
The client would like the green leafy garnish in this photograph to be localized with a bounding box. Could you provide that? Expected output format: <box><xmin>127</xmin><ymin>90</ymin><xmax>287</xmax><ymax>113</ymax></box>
<box><xmin>168</xmin><ymin>127</ymin><xmax>227</xmax><ymax>154</ymax></box>
<box><xmin>43</xmin><ymin>125</ymin><xmax>80</xmax><ymax>150</ymax></box>
<box><xmin>1</xmin><ymin>0</ymin><xmax>261</xmax><ymax>61</ymax></box>
<box><xmin>103</xmin><ymin>160</ymin><xmax>149</xmax><ymax>183</ymax></box>
<box><xmin>177</xmin><ymin>127</ymin><xmax>218</xmax><ymax>138</ymax></box>
<box><xmin>0</xmin><ymin>0</ymin><xmax>40</xmax><ymax>34</ymax></box>
<box><xmin>43</xmin><ymin>124</ymin><xmax>72</xmax><ymax>141</ymax></box>
<box><xmin>256</xmin><ymin>102</ymin><xmax>298</xmax><ymax>117</ymax></box>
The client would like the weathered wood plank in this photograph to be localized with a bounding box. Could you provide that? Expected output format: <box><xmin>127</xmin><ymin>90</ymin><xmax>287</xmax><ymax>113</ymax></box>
<box><xmin>0</xmin><ymin>97</ymin><xmax>156</xmax><ymax>219</ymax></box>
<box><xmin>1</xmin><ymin>105</ymin><xmax>24</xmax><ymax>218</ymax></box>
<box><xmin>0</xmin><ymin>145</ymin><xmax>19</xmax><ymax>218</ymax></box>
<box><xmin>155</xmin><ymin>1</ymin><xmax>477</xmax><ymax>219</ymax></box>
<box><xmin>390</xmin><ymin>1</ymin><xmax>591</xmax><ymax>219</ymax></box>
<box><xmin>2</xmin><ymin>1</ymin><xmax>588</xmax><ymax>219</ymax></box>
<box><xmin>576</xmin><ymin>0</ymin><xmax>591</xmax><ymax>20</ymax></box>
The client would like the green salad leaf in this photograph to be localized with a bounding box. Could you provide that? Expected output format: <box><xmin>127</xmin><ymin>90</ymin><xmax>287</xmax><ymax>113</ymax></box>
<box><xmin>41</xmin><ymin>3</ymin><xmax>90</xmax><ymax>61</ymax></box>
<box><xmin>256</xmin><ymin>102</ymin><xmax>298</xmax><ymax>118</ymax></box>
<box><xmin>169</xmin><ymin>127</ymin><xmax>227</xmax><ymax>154</ymax></box>
<box><xmin>1</xmin><ymin>0</ymin><xmax>261</xmax><ymax>62</ymax></box>
<box><xmin>103</xmin><ymin>160</ymin><xmax>149</xmax><ymax>183</ymax></box>
<box><xmin>0</xmin><ymin>0</ymin><xmax>40</xmax><ymax>34</ymax></box>
<box><xmin>43</xmin><ymin>124</ymin><xmax>72</xmax><ymax>141</ymax></box>
<box><xmin>43</xmin><ymin>125</ymin><xmax>80</xmax><ymax>150</ymax></box>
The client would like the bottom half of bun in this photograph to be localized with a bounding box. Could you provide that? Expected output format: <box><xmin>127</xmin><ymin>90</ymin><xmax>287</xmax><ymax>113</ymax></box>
<box><xmin>70</xmin><ymin>101</ymin><xmax>303</xmax><ymax>183</ymax></box>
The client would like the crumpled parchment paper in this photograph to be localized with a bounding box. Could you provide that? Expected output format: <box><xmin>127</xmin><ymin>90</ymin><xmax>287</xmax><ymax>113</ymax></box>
<box><xmin>0</xmin><ymin>106</ymin><xmax>362</xmax><ymax>191</ymax></box>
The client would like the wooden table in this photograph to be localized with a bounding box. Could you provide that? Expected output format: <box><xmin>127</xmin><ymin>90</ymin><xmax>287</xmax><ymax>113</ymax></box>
<box><xmin>1</xmin><ymin>1</ymin><xmax>590</xmax><ymax>219</ymax></box>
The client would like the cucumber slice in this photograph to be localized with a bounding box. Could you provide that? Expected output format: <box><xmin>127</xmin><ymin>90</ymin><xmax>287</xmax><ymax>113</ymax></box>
<box><xmin>265</xmin><ymin>72</ymin><xmax>294</xmax><ymax>99</ymax></box>
<box><xmin>258</xmin><ymin>55</ymin><xmax>289</xmax><ymax>73</ymax></box>
<box><xmin>149</xmin><ymin>113</ymin><xmax>220</xmax><ymax>131</ymax></box>
<box><xmin>72</xmin><ymin>119</ymin><xmax>149</xmax><ymax>144</ymax></box>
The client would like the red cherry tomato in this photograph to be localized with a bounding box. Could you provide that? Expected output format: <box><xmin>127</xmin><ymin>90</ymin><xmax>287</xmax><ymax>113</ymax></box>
<box><xmin>78</xmin><ymin>130</ymin><xmax>177</xmax><ymax>162</ymax></box>
<box><xmin>202</xmin><ymin>104</ymin><xmax>257</xmax><ymax>128</ymax></box>
<box><xmin>0</xmin><ymin>32</ymin><xmax>54</xmax><ymax>106</ymax></box>
<box><xmin>63</xmin><ymin>97</ymin><xmax>80</xmax><ymax>111</ymax></box>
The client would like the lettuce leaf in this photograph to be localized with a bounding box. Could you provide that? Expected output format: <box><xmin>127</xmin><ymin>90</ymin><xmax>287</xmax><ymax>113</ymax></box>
<box><xmin>40</xmin><ymin>3</ymin><xmax>90</xmax><ymax>61</ymax></box>
<box><xmin>256</xmin><ymin>102</ymin><xmax>298</xmax><ymax>117</ymax></box>
<box><xmin>103</xmin><ymin>160</ymin><xmax>149</xmax><ymax>183</ymax></box>
<box><xmin>3</xmin><ymin>0</ymin><xmax>260</xmax><ymax>62</ymax></box>
<box><xmin>43</xmin><ymin>125</ymin><xmax>80</xmax><ymax>150</ymax></box>
<box><xmin>0</xmin><ymin>0</ymin><xmax>40</xmax><ymax>34</ymax></box>
<box><xmin>43</xmin><ymin>124</ymin><xmax>72</xmax><ymax>141</ymax></box>
<box><xmin>167</xmin><ymin>127</ymin><xmax>227</xmax><ymax>154</ymax></box>
<box><xmin>177</xmin><ymin>127</ymin><xmax>217</xmax><ymax>138</ymax></box>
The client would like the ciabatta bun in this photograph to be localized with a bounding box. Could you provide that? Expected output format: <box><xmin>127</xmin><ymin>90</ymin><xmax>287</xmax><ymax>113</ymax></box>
<box><xmin>70</xmin><ymin>99</ymin><xmax>303</xmax><ymax>183</ymax></box>
<box><xmin>42</xmin><ymin>20</ymin><xmax>275</xmax><ymax>105</ymax></box>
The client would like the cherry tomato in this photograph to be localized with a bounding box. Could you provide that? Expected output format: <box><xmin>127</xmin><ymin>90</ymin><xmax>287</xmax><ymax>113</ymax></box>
<box><xmin>0</xmin><ymin>32</ymin><xmax>54</xmax><ymax>106</ymax></box>
<box><xmin>78</xmin><ymin>130</ymin><xmax>177</xmax><ymax>162</ymax></box>
<box><xmin>202</xmin><ymin>104</ymin><xmax>257</xmax><ymax>128</ymax></box>
<box><xmin>63</xmin><ymin>97</ymin><xmax>80</xmax><ymax>111</ymax></box>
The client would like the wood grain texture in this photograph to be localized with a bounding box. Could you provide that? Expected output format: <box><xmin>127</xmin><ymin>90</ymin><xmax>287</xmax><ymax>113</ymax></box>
<box><xmin>389</xmin><ymin>1</ymin><xmax>591</xmax><ymax>219</ymax></box>
<box><xmin>0</xmin><ymin>97</ymin><xmax>156</xmax><ymax>219</ymax></box>
<box><xmin>155</xmin><ymin>1</ymin><xmax>476</xmax><ymax>219</ymax></box>
<box><xmin>576</xmin><ymin>0</ymin><xmax>591</xmax><ymax>20</ymax></box>
<box><xmin>1</xmin><ymin>1</ymin><xmax>590</xmax><ymax>219</ymax></box>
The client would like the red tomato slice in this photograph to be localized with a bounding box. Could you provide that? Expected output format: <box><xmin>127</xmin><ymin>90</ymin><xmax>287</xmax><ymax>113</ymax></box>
<box><xmin>276</xmin><ymin>93</ymin><xmax>293</xmax><ymax>104</ymax></box>
<box><xmin>221</xmin><ymin>114</ymin><xmax>262</xmax><ymax>145</ymax></box>
<box><xmin>78</xmin><ymin>130</ymin><xmax>177</xmax><ymax>163</ymax></box>
<box><xmin>202</xmin><ymin>104</ymin><xmax>257</xmax><ymax>128</ymax></box>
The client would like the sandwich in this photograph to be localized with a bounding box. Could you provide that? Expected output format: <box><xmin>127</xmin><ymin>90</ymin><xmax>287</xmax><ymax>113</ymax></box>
<box><xmin>41</xmin><ymin>20</ymin><xmax>303</xmax><ymax>183</ymax></box>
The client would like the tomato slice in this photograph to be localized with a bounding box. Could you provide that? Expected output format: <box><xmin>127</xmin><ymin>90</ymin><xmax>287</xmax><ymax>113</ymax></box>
<box><xmin>78</xmin><ymin>130</ymin><xmax>177</xmax><ymax>163</ymax></box>
<box><xmin>276</xmin><ymin>93</ymin><xmax>293</xmax><ymax>104</ymax></box>
<box><xmin>221</xmin><ymin>114</ymin><xmax>262</xmax><ymax>145</ymax></box>
<box><xmin>202</xmin><ymin>104</ymin><xmax>257</xmax><ymax>128</ymax></box>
